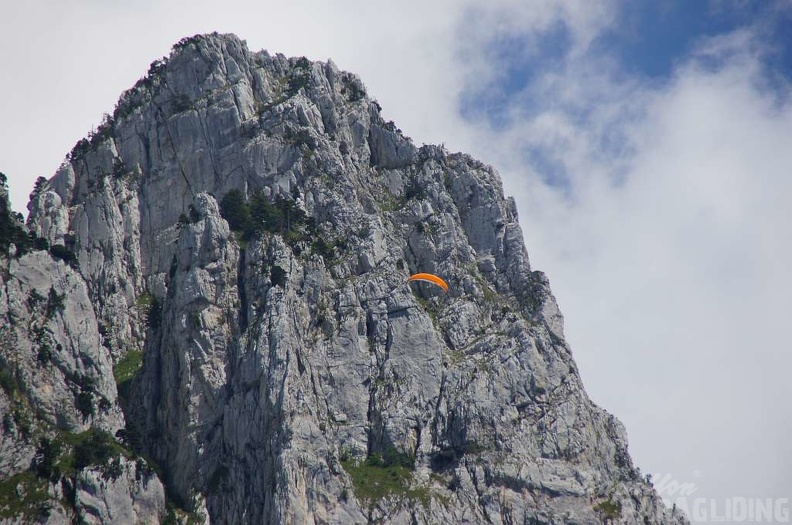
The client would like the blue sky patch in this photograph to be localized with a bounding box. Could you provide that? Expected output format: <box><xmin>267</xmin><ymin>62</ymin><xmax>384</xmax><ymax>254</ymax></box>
<box><xmin>593</xmin><ymin>0</ymin><xmax>791</xmax><ymax>80</ymax></box>
<box><xmin>458</xmin><ymin>18</ymin><xmax>571</xmax><ymax>129</ymax></box>
<box><xmin>460</xmin><ymin>1</ymin><xmax>791</xmax><ymax>130</ymax></box>
<box><xmin>457</xmin><ymin>1</ymin><xmax>791</xmax><ymax>191</ymax></box>
<box><xmin>521</xmin><ymin>146</ymin><xmax>572</xmax><ymax>194</ymax></box>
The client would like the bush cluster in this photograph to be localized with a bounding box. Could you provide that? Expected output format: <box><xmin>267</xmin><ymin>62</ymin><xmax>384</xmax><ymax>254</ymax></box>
<box><xmin>73</xmin><ymin>430</ymin><xmax>119</xmax><ymax>470</ymax></box>
<box><xmin>46</xmin><ymin>287</ymin><xmax>66</xmax><ymax>318</ymax></box>
<box><xmin>172</xmin><ymin>94</ymin><xmax>194</xmax><ymax>113</ymax></box>
<box><xmin>147</xmin><ymin>297</ymin><xmax>163</xmax><ymax>331</ymax></box>
<box><xmin>65</xmin><ymin>372</ymin><xmax>98</xmax><ymax>419</ymax></box>
<box><xmin>68</xmin><ymin>114</ymin><xmax>115</xmax><ymax>162</ymax></box>
<box><xmin>49</xmin><ymin>244</ymin><xmax>79</xmax><ymax>269</ymax></box>
<box><xmin>342</xmin><ymin>75</ymin><xmax>367</xmax><ymax>102</ymax></box>
<box><xmin>112</xmin><ymin>158</ymin><xmax>128</xmax><ymax>178</ymax></box>
<box><xmin>0</xmin><ymin>173</ymin><xmax>37</xmax><ymax>256</ymax></box>
<box><xmin>33</xmin><ymin>438</ymin><xmax>60</xmax><ymax>481</ymax></box>
<box><xmin>220</xmin><ymin>190</ymin><xmax>356</xmax><ymax>267</ymax></box>
<box><xmin>286</xmin><ymin>56</ymin><xmax>312</xmax><ymax>96</ymax></box>
<box><xmin>219</xmin><ymin>189</ymin><xmax>312</xmax><ymax>243</ymax></box>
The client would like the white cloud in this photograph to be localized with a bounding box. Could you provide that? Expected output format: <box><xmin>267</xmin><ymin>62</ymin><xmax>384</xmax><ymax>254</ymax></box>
<box><xmin>468</xmin><ymin>19</ymin><xmax>792</xmax><ymax>501</ymax></box>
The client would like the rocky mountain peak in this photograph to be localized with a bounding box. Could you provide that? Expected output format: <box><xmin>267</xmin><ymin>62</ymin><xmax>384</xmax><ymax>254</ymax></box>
<box><xmin>0</xmin><ymin>33</ymin><xmax>687</xmax><ymax>524</ymax></box>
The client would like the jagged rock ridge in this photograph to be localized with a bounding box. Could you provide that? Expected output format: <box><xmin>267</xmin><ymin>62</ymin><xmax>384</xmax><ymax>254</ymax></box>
<box><xmin>0</xmin><ymin>33</ymin><xmax>687</xmax><ymax>524</ymax></box>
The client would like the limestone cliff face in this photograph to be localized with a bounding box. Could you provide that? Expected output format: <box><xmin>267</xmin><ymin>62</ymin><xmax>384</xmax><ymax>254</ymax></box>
<box><xmin>0</xmin><ymin>176</ymin><xmax>164</xmax><ymax>523</ymax></box>
<box><xmin>0</xmin><ymin>33</ymin><xmax>686</xmax><ymax>524</ymax></box>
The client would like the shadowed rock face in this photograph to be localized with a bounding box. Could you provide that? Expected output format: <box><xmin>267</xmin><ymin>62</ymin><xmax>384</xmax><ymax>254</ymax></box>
<box><xmin>0</xmin><ymin>32</ymin><xmax>686</xmax><ymax>524</ymax></box>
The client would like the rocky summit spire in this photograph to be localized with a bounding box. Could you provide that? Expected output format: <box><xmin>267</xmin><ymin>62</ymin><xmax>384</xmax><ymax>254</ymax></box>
<box><xmin>0</xmin><ymin>33</ymin><xmax>687</xmax><ymax>524</ymax></box>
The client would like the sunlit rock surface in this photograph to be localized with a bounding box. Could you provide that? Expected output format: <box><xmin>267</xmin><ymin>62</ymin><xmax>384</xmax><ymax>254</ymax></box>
<box><xmin>0</xmin><ymin>33</ymin><xmax>687</xmax><ymax>524</ymax></box>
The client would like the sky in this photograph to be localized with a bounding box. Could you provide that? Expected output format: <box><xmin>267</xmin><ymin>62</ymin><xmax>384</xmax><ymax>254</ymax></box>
<box><xmin>2</xmin><ymin>0</ymin><xmax>790</xmax><ymax>518</ymax></box>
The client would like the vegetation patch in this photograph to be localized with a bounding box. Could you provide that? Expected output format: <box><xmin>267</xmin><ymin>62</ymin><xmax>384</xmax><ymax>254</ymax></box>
<box><xmin>1</xmin><ymin>423</ymin><xmax>158</xmax><ymax>520</ymax></box>
<box><xmin>177</xmin><ymin>205</ymin><xmax>201</xmax><ymax>227</ymax></box>
<box><xmin>74</xmin><ymin>430</ymin><xmax>118</xmax><ymax>470</ymax></box>
<box><xmin>219</xmin><ymin>189</ymin><xmax>344</xmax><ymax>262</ymax></box>
<box><xmin>172</xmin><ymin>94</ymin><xmax>194</xmax><ymax>113</ymax></box>
<box><xmin>162</xmin><ymin>501</ymin><xmax>204</xmax><ymax>525</ymax></box>
<box><xmin>341</xmin><ymin>75</ymin><xmax>367</xmax><ymax>102</ymax></box>
<box><xmin>519</xmin><ymin>270</ymin><xmax>548</xmax><ymax>315</ymax></box>
<box><xmin>341</xmin><ymin>448</ymin><xmax>433</xmax><ymax>507</ymax></box>
<box><xmin>135</xmin><ymin>292</ymin><xmax>154</xmax><ymax>311</ymax></box>
<box><xmin>254</xmin><ymin>58</ymin><xmax>313</xmax><ymax>115</ymax></box>
<box><xmin>63</xmin><ymin>372</ymin><xmax>101</xmax><ymax>419</ymax></box>
<box><xmin>283</xmin><ymin>126</ymin><xmax>315</xmax><ymax>149</ymax></box>
<box><xmin>269</xmin><ymin>265</ymin><xmax>287</xmax><ymax>288</ymax></box>
<box><xmin>341</xmin><ymin>457</ymin><xmax>413</xmax><ymax>506</ymax></box>
<box><xmin>148</xmin><ymin>297</ymin><xmax>163</xmax><ymax>331</ymax></box>
<box><xmin>0</xmin><ymin>368</ymin><xmax>36</xmax><ymax>436</ymax></box>
<box><xmin>135</xmin><ymin>292</ymin><xmax>163</xmax><ymax>330</ymax></box>
<box><xmin>286</xmin><ymin>56</ymin><xmax>312</xmax><ymax>95</ymax></box>
<box><xmin>310</xmin><ymin>236</ymin><xmax>347</xmax><ymax>263</ymax></box>
<box><xmin>114</xmin><ymin>350</ymin><xmax>143</xmax><ymax>403</ymax></box>
<box><xmin>68</xmin><ymin>114</ymin><xmax>115</xmax><ymax>162</ymax></box>
<box><xmin>46</xmin><ymin>287</ymin><xmax>66</xmax><ymax>318</ymax></box>
<box><xmin>403</xmin><ymin>181</ymin><xmax>428</xmax><ymax>202</ymax></box>
<box><xmin>0</xmin><ymin>172</ymin><xmax>45</xmax><ymax>257</ymax></box>
<box><xmin>49</xmin><ymin>244</ymin><xmax>79</xmax><ymax>269</ymax></box>
<box><xmin>26</xmin><ymin>289</ymin><xmax>45</xmax><ymax>311</ymax></box>
<box><xmin>0</xmin><ymin>368</ymin><xmax>18</xmax><ymax>397</ymax></box>
<box><xmin>414</xmin><ymin>296</ymin><xmax>440</xmax><ymax>328</ymax></box>
<box><xmin>56</xmin><ymin>429</ymin><xmax>128</xmax><ymax>477</ymax></box>
<box><xmin>595</xmin><ymin>499</ymin><xmax>622</xmax><ymax>520</ymax></box>
<box><xmin>112</xmin><ymin>157</ymin><xmax>128</xmax><ymax>178</ymax></box>
<box><xmin>0</xmin><ymin>471</ymin><xmax>51</xmax><ymax>522</ymax></box>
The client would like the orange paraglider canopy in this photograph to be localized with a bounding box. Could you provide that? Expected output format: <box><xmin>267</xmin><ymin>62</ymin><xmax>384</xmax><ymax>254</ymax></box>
<box><xmin>407</xmin><ymin>273</ymin><xmax>449</xmax><ymax>292</ymax></box>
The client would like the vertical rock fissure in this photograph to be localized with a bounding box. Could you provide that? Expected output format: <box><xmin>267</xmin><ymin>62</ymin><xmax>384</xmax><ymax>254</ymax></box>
<box><xmin>154</xmin><ymin>103</ymin><xmax>195</xmax><ymax>200</ymax></box>
<box><xmin>237</xmin><ymin>246</ymin><xmax>248</xmax><ymax>332</ymax></box>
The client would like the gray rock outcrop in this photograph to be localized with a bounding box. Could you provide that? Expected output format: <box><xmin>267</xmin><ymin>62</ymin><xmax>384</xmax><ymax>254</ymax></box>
<box><xmin>0</xmin><ymin>177</ymin><xmax>165</xmax><ymax>522</ymax></box>
<box><xmin>0</xmin><ymin>33</ymin><xmax>687</xmax><ymax>524</ymax></box>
